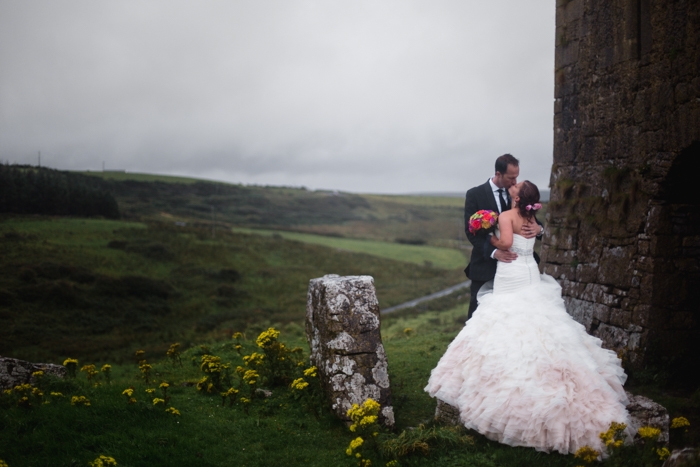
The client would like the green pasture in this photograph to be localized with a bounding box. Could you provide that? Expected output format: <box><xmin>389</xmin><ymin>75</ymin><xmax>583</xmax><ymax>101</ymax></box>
<box><xmin>231</xmin><ymin>227</ymin><xmax>468</xmax><ymax>270</ymax></box>
<box><xmin>363</xmin><ymin>193</ymin><xmax>464</xmax><ymax>208</ymax></box>
<box><xmin>79</xmin><ymin>171</ymin><xmax>207</xmax><ymax>184</ymax></box>
<box><xmin>0</xmin><ymin>216</ymin><xmax>464</xmax><ymax>363</ymax></box>
<box><xmin>2</xmin><ymin>309</ymin><xmax>693</xmax><ymax>467</ymax></box>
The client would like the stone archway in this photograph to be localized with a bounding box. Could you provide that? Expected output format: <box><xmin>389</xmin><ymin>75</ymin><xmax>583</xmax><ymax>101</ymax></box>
<box><xmin>646</xmin><ymin>141</ymin><xmax>700</xmax><ymax>380</ymax></box>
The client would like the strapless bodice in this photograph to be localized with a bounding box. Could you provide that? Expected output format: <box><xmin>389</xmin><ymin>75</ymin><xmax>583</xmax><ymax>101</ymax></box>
<box><xmin>510</xmin><ymin>233</ymin><xmax>536</xmax><ymax>256</ymax></box>
<box><xmin>493</xmin><ymin>233</ymin><xmax>539</xmax><ymax>295</ymax></box>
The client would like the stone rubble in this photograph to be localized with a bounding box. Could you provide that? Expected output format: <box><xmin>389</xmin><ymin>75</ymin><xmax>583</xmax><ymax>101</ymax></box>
<box><xmin>0</xmin><ymin>356</ymin><xmax>66</xmax><ymax>390</ymax></box>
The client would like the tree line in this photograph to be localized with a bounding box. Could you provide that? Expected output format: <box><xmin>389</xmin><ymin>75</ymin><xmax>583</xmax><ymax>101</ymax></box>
<box><xmin>0</xmin><ymin>164</ymin><xmax>120</xmax><ymax>219</ymax></box>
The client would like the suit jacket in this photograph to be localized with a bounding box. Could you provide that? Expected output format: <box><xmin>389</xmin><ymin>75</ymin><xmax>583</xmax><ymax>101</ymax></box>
<box><xmin>463</xmin><ymin>180</ymin><xmax>543</xmax><ymax>282</ymax></box>
<box><xmin>464</xmin><ymin>180</ymin><xmax>502</xmax><ymax>282</ymax></box>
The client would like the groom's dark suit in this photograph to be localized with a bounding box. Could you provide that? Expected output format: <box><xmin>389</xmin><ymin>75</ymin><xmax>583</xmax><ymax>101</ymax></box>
<box><xmin>464</xmin><ymin>180</ymin><xmax>542</xmax><ymax>319</ymax></box>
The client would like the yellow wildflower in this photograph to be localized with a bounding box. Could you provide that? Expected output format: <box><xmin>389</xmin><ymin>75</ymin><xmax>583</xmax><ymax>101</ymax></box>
<box><xmin>657</xmin><ymin>447</ymin><xmax>671</xmax><ymax>461</ymax></box>
<box><xmin>31</xmin><ymin>370</ymin><xmax>44</xmax><ymax>378</ymax></box>
<box><xmin>159</xmin><ymin>382</ymin><xmax>169</xmax><ymax>389</ymax></box>
<box><xmin>574</xmin><ymin>445</ymin><xmax>600</xmax><ymax>463</ymax></box>
<box><xmin>232</xmin><ymin>332</ymin><xmax>243</xmax><ymax>340</ymax></box>
<box><xmin>122</xmin><ymin>388</ymin><xmax>134</xmax><ymax>397</ymax></box>
<box><xmin>153</xmin><ymin>398</ymin><xmax>165</xmax><ymax>406</ymax></box>
<box><xmin>256</xmin><ymin>327</ymin><xmax>280</xmax><ymax>348</ymax></box>
<box><xmin>360</xmin><ymin>415</ymin><xmax>378</xmax><ymax>427</ymax></box>
<box><xmin>89</xmin><ymin>455</ymin><xmax>117</xmax><ymax>467</ymax></box>
<box><xmin>71</xmin><ymin>395</ymin><xmax>91</xmax><ymax>406</ymax></box>
<box><xmin>290</xmin><ymin>378</ymin><xmax>309</xmax><ymax>390</ymax></box>
<box><xmin>638</xmin><ymin>426</ymin><xmax>661</xmax><ymax>440</ymax></box>
<box><xmin>671</xmin><ymin>417</ymin><xmax>690</xmax><ymax>429</ymax></box>
<box><xmin>145</xmin><ymin>388</ymin><xmax>155</xmax><ymax>395</ymax></box>
<box><xmin>243</xmin><ymin>369</ymin><xmax>259</xmax><ymax>385</ymax></box>
<box><xmin>101</xmin><ymin>364</ymin><xmax>111</xmax><ymax>372</ymax></box>
<box><xmin>50</xmin><ymin>392</ymin><xmax>64</xmax><ymax>397</ymax></box>
<box><xmin>63</xmin><ymin>358</ymin><xmax>78</xmax><ymax>366</ymax></box>
<box><xmin>303</xmin><ymin>366</ymin><xmax>318</xmax><ymax>377</ymax></box>
<box><xmin>165</xmin><ymin>407</ymin><xmax>181</xmax><ymax>416</ymax></box>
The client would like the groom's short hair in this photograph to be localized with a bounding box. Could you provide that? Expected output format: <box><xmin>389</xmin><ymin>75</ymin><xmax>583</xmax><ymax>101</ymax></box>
<box><xmin>495</xmin><ymin>154</ymin><xmax>519</xmax><ymax>174</ymax></box>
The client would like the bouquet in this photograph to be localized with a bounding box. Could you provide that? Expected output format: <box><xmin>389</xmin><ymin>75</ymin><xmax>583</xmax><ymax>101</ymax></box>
<box><xmin>468</xmin><ymin>210</ymin><xmax>498</xmax><ymax>235</ymax></box>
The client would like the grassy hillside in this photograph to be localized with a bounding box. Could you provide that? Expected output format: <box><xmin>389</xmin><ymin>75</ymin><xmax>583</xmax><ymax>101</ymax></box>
<box><xmin>231</xmin><ymin>228</ymin><xmax>466</xmax><ymax>269</ymax></box>
<box><xmin>0</xmin><ymin>217</ymin><xmax>464</xmax><ymax>363</ymax></box>
<box><xmin>80</xmin><ymin>171</ymin><xmax>468</xmax><ymax>249</ymax></box>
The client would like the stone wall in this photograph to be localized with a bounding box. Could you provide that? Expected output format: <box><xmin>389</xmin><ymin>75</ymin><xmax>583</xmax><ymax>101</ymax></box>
<box><xmin>543</xmin><ymin>0</ymin><xmax>700</xmax><ymax>370</ymax></box>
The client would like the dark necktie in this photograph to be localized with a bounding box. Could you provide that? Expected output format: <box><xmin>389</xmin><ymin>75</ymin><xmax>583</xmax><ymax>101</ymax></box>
<box><xmin>497</xmin><ymin>189</ymin><xmax>509</xmax><ymax>212</ymax></box>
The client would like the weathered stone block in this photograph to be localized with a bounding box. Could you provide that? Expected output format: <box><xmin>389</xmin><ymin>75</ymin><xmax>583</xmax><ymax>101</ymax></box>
<box><xmin>0</xmin><ymin>357</ymin><xmax>66</xmax><ymax>390</ymax></box>
<box><xmin>662</xmin><ymin>448</ymin><xmax>699</xmax><ymax>467</ymax></box>
<box><xmin>626</xmin><ymin>391</ymin><xmax>670</xmax><ymax>444</ymax></box>
<box><xmin>306</xmin><ymin>274</ymin><xmax>394</xmax><ymax>428</ymax></box>
<box><xmin>434</xmin><ymin>399</ymin><xmax>461</xmax><ymax>426</ymax></box>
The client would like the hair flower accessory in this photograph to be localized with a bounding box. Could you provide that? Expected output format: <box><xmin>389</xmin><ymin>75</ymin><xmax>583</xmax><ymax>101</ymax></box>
<box><xmin>526</xmin><ymin>203</ymin><xmax>542</xmax><ymax>211</ymax></box>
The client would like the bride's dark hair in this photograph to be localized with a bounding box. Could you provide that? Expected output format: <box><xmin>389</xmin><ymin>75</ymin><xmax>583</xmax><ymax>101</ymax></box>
<box><xmin>517</xmin><ymin>180</ymin><xmax>541</xmax><ymax>221</ymax></box>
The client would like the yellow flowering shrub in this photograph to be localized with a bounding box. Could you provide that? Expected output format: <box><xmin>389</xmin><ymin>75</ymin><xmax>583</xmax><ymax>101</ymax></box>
<box><xmin>256</xmin><ymin>327</ymin><xmax>281</xmax><ymax>348</ymax></box>
<box><xmin>290</xmin><ymin>378</ymin><xmax>309</xmax><ymax>391</ymax></box>
<box><xmin>71</xmin><ymin>395</ymin><xmax>91</xmax><ymax>407</ymax></box>
<box><xmin>63</xmin><ymin>358</ymin><xmax>78</xmax><ymax>377</ymax></box>
<box><xmin>671</xmin><ymin>416</ymin><xmax>690</xmax><ymax>429</ymax></box>
<box><xmin>574</xmin><ymin>445</ymin><xmax>600</xmax><ymax>464</ymax></box>
<box><xmin>637</xmin><ymin>426</ymin><xmax>661</xmax><ymax>440</ymax></box>
<box><xmin>657</xmin><ymin>447</ymin><xmax>671</xmax><ymax>461</ymax></box>
<box><xmin>166</xmin><ymin>343</ymin><xmax>182</xmax><ymax>366</ymax></box>
<box><xmin>89</xmin><ymin>455</ymin><xmax>117</xmax><ymax>467</ymax></box>
<box><xmin>100</xmin><ymin>364</ymin><xmax>111</xmax><ymax>384</ymax></box>
<box><xmin>138</xmin><ymin>362</ymin><xmax>152</xmax><ymax>383</ymax></box>
<box><xmin>197</xmin><ymin>354</ymin><xmax>232</xmax><ymax>393</ymax></box>
<box><xmin>599</xmin><ymin>421</ymin><xmax>627</xmax><ymax>454</ymax></box>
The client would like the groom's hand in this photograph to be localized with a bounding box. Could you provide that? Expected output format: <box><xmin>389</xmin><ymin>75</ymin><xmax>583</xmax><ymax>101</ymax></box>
<box><xmin>494</xmin><ymin>250</ymin><xmax>518</xmax><ymax>263</ymax></box>
<box><xmin>521</xmin><ymin>222</ymin><xmax>540</xmax><ymax>239</ymax></box>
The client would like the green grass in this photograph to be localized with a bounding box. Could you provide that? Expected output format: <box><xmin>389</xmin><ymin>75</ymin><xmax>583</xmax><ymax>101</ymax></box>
<box><xmin>78</xmin><ymin>171</ymin><xmax>206</xmax><ymax>184</ymax></box>
<box><xmin>232</xmin><ymin>227</ymin><xmax>468</xmax><ymax>269</ymax></box>
<box><xmin>0</xmin><ymin>216</ymin><xmax>464</xmax><ymax>363</ymax></box>
<box><xmin>0</xmin><ymin>324</ymin><xmax>576</xmax><ymax>467</ymax></box>
<box><xmin>5</xmin><ymin>314</ymin><xmax>687</xmax><ymax>467</ymax></box>
<box><xmin>363</xmin><ymin>194</ymin><xmax>464</xmax><ymax>208</ymax></box>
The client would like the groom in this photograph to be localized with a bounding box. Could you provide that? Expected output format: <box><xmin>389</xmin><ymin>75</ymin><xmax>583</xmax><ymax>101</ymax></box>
<box><xmin>464</xmin><ymin>154</ymin><xmax>543</xmax><ymax>319</ymax></box>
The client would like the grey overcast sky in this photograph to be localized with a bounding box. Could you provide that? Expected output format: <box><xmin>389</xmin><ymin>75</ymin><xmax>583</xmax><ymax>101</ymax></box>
<box><xmin>0</xmin><ymin>1</ymin><xmax>555</xmax><ymax>194</ymax></box>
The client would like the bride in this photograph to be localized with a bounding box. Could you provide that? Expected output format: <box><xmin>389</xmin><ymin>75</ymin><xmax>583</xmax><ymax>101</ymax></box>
<box><xmin>424</xmin><ymin>180</ymin><xmax>631</xmax><ymax>455</ymax></box>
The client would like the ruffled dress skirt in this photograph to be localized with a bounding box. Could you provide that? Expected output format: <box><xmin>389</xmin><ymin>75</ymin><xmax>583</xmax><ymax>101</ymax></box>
<box><xmin>424</xmin><ymin>250</ymin><xmax>630</xmax><ymax>454</ymax></box>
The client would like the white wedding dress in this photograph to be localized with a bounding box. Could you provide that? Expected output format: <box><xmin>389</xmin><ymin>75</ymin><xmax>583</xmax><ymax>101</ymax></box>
<box><xmin>424</xmin><ymin>233</ymin><xmax>631</xmax><ymax>454</ymax></box>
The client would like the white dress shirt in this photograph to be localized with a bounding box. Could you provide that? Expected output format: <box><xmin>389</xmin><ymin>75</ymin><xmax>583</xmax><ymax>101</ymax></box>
<box><xmin>489</xmin><ymin>178</ymin><xmax>510</xmax><ymax>213</ymax></box>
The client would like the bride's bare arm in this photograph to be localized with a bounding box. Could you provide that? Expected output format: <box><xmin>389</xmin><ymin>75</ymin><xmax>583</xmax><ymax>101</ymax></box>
<box><xmin>490</xmin><ymin>211</ymin><xmax>514</xmax><ymax>250</ymax></box>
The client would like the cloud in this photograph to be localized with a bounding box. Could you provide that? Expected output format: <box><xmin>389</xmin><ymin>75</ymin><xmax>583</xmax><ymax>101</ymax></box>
<box><xmin>0</xmin><ymin>0</ymin><xmax>555</xmax><ymax>193</ymax></box>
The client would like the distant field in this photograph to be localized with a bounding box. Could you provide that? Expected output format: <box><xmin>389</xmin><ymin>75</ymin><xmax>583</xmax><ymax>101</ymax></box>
<box><xmin>231</xmin><ymin>227</ymin><xmax>468</xmax><ymax>270</ymax></box>
<box><xmin>363</xmin><ymin>193</ymin><xmax>464</xmax><ymax>207</ymax></box>
<box><xmin>78</xmin><ymin>171</ymin><xmax>207</xmax><ymax>184</ymax></box>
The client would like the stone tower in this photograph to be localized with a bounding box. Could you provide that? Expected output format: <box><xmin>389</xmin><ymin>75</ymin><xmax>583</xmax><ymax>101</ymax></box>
<box><xmin>542</xmin><ymin>0</ymin><xmax>700</xmax><ymax>374</ymax></box>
